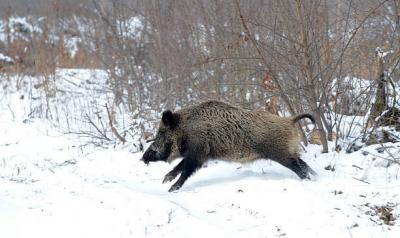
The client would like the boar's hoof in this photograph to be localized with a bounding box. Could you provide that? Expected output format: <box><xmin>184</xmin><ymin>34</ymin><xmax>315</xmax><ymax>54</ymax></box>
<box><xmin>163</xmin><ymin>173</ymin><xmax>177</xmax><ymax>184</ymax></box>
<box><xmin>168</xmin><ymin>184</ymin><xmax>182</xmax><ymax>192</ymax></box>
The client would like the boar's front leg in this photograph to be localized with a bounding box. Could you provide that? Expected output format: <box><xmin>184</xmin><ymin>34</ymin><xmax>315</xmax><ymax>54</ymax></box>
<box><xmin>168</xmin><ymin>157</ymin><xmax>202</xmax><ymax>192</ymax></box>
<box><xmin>168</xmin><ymin>140</ymin><xmax>208</xmax><ymax>192</ymax></box>
<box><xmin>163</xmin><ymin>159</ymin><xmax>184</xmax><ymax>183</ymax></box>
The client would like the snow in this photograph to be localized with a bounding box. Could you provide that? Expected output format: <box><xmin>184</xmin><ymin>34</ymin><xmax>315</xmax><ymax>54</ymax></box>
<box><xmin>119</xmin><ymin>16</ymin><xmax>145</xmax><ymax>39</ymax></box>
<box><xmin>0</xmin><ymin>16</ymin><xmax>42</xmax><ymax>43</ymax></box>
<box><xmin>1</xmin><ymin>120</ymin><xmax>399</xmax><ymax>237</ymax></box>
<box><xmin>0</xmin><ymin>53</ymin><xmax>14</xmax><ymax>63</ymax></box>
<box><xmin>1</xmin><ymin>70</ymin><xmax>400</xmax><ymax>237</ymax></box>
<box><xmin>1</xmin><ymin>68</ymin><xmax>149</xmax><ymax>150</ymax></box>
<box><xmin>0</xmin><ymin>15</ymin><xmax>145</xmax><ymax>61</ymax></box>
<box><xmin>376</xmin><ymin>47</ymin><xmax>394</xmax><ymax>59</ymax></box>
<box><xmin>64</xmin><ymin>37</ymin><xmax>81</xmax><ymax>58</ymax></box>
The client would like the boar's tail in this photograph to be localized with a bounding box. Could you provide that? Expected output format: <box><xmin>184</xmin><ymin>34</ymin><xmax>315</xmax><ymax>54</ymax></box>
<box><xmin>292</xmin><ymin>113</ymin><xmax>315</xmax><ymax>124</ymax></box>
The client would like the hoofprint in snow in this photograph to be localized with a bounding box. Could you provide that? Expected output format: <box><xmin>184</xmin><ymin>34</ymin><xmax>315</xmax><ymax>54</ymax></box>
<box><xmin>0</xmin><ymin>70</ymin><xmax>399</xmax><ymax>238</ymax></box>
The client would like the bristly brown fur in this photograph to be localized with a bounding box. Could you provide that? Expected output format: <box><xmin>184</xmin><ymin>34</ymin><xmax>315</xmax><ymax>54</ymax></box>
<box><xmin>142</xmin><ymin>100</ymin><xmax>317</xmax><ymax>192</ymax></box>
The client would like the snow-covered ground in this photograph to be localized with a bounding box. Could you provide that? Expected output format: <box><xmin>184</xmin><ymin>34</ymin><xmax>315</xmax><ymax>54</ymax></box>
<box><xmin>1</xmin><ymin>70</ymin><xmax>400</xmax><ymax>238</ymax></box>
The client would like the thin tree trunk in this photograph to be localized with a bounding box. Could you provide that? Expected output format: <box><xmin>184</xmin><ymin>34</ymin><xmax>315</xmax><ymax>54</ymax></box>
<box><xmin>368</xmin><ymin>54</ymin><xmax>387</xmax><ymax>127</ymax></box>
<box><xmin>296</xmin><ymin>0</ymin><xmax>329</xmax><ymax>152</ymax></box>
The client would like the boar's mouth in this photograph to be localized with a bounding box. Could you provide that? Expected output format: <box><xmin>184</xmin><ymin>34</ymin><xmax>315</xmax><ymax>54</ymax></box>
<box><xmin>141</xmin><ymin>142</ymin><xmax>173</xmax><ymax>164</ymax></box>
<box><xmin>141</xmin><ymin>149</ymin><xmax>161</xmax><ymax>164</ymax></box>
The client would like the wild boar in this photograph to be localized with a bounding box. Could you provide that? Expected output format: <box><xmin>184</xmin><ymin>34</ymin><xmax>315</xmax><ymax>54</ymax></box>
<box><xmin>142</xmin><ymin>100</ymin><xmax>316</xmax><ymax>192</ymax></box>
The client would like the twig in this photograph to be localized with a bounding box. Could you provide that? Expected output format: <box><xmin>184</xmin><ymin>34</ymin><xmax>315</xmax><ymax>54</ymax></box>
<box><xmin>7</xmin><ymin>104</ymin><xmax>15</xmax><ymax>121</ymax></box>
<box><xmin>353</xmin><ymin>177</ymin><xmax>370</xmax><ymax>184</ymax></box>
<box><xmin>369</xmin><ymin>217</ymin><xmax>382</xmax><ymax>225</ymax></box>
<box><xmin>85</xmin><ymin>113</ymin><xmax>111</xmax><ymax>141</ymax></box>
<box><xmin>352</xmin><ymin>165</ymin><xmax>364</xmax><ymax>170</ymax></box>
<box><xmin>167</xmin><ymin>209</ymin><xmax>175</xmax><ymax>224</ymax></box>
<box><xmin>105</xmin><ymin>103</ymin><xmax>126</xmax><ymax>143</ymax></box>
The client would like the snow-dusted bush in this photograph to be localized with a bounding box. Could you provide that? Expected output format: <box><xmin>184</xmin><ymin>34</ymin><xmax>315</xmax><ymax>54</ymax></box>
<box><xmin>346</xmin><ymin>107</ymin><xmax>400</xmax><ymax>154</ymax></box>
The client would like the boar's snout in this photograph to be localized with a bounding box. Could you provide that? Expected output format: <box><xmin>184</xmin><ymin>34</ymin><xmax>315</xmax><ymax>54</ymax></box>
<box><xmin>141</xmin><ymin>136</ymin><xmax>173</xmax><ymax>164</ymax></box>
<box><xmin>141</xmin><ymin>148</ymin><xmax>162</xmax><ymax>164</ymax></box>
<box><xmin>141</xmin><ymin>149</ymin><xmax>155</xmax><ymax>164</ymax></box>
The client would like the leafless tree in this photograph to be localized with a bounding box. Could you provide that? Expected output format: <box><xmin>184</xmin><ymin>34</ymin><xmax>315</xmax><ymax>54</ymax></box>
<box><xmin>1</xmin><ymin>0</ymin><xmax>399</xmax><ymax>150</ymax></box>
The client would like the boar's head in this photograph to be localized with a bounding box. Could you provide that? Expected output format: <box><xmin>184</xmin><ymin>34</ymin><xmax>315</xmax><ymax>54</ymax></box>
<box><xmin>141</xmin><ymin>110</ymin><xmax>180</xmax><ymax>164</ymax></box>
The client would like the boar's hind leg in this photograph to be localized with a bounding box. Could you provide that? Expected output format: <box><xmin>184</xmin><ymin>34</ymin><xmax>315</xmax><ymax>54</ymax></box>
<box><xmin>163</xmin><ymin>159</ymin><xmax>184</xmax><ymax>184</ymax></box>
<box><xmin>168</xmin><ymin>158</ymin><xmax>203</xmax><ymax>192</ymax></box>
<box><xmin>297</xmin><ymin>158</ymin><xmax>316</xmax><ymax>176</ymax></box>
<box><xmin>278</xmin><ymin>158</ymin><xmax>313</xmax><ymax>180</ymax></box>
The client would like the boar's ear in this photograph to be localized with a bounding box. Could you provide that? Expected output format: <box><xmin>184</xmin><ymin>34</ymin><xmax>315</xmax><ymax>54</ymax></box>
<box><xmin>162</xmin><ymin>110</ymin><xmax>180</xmax><ymax>129</ymax></box>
